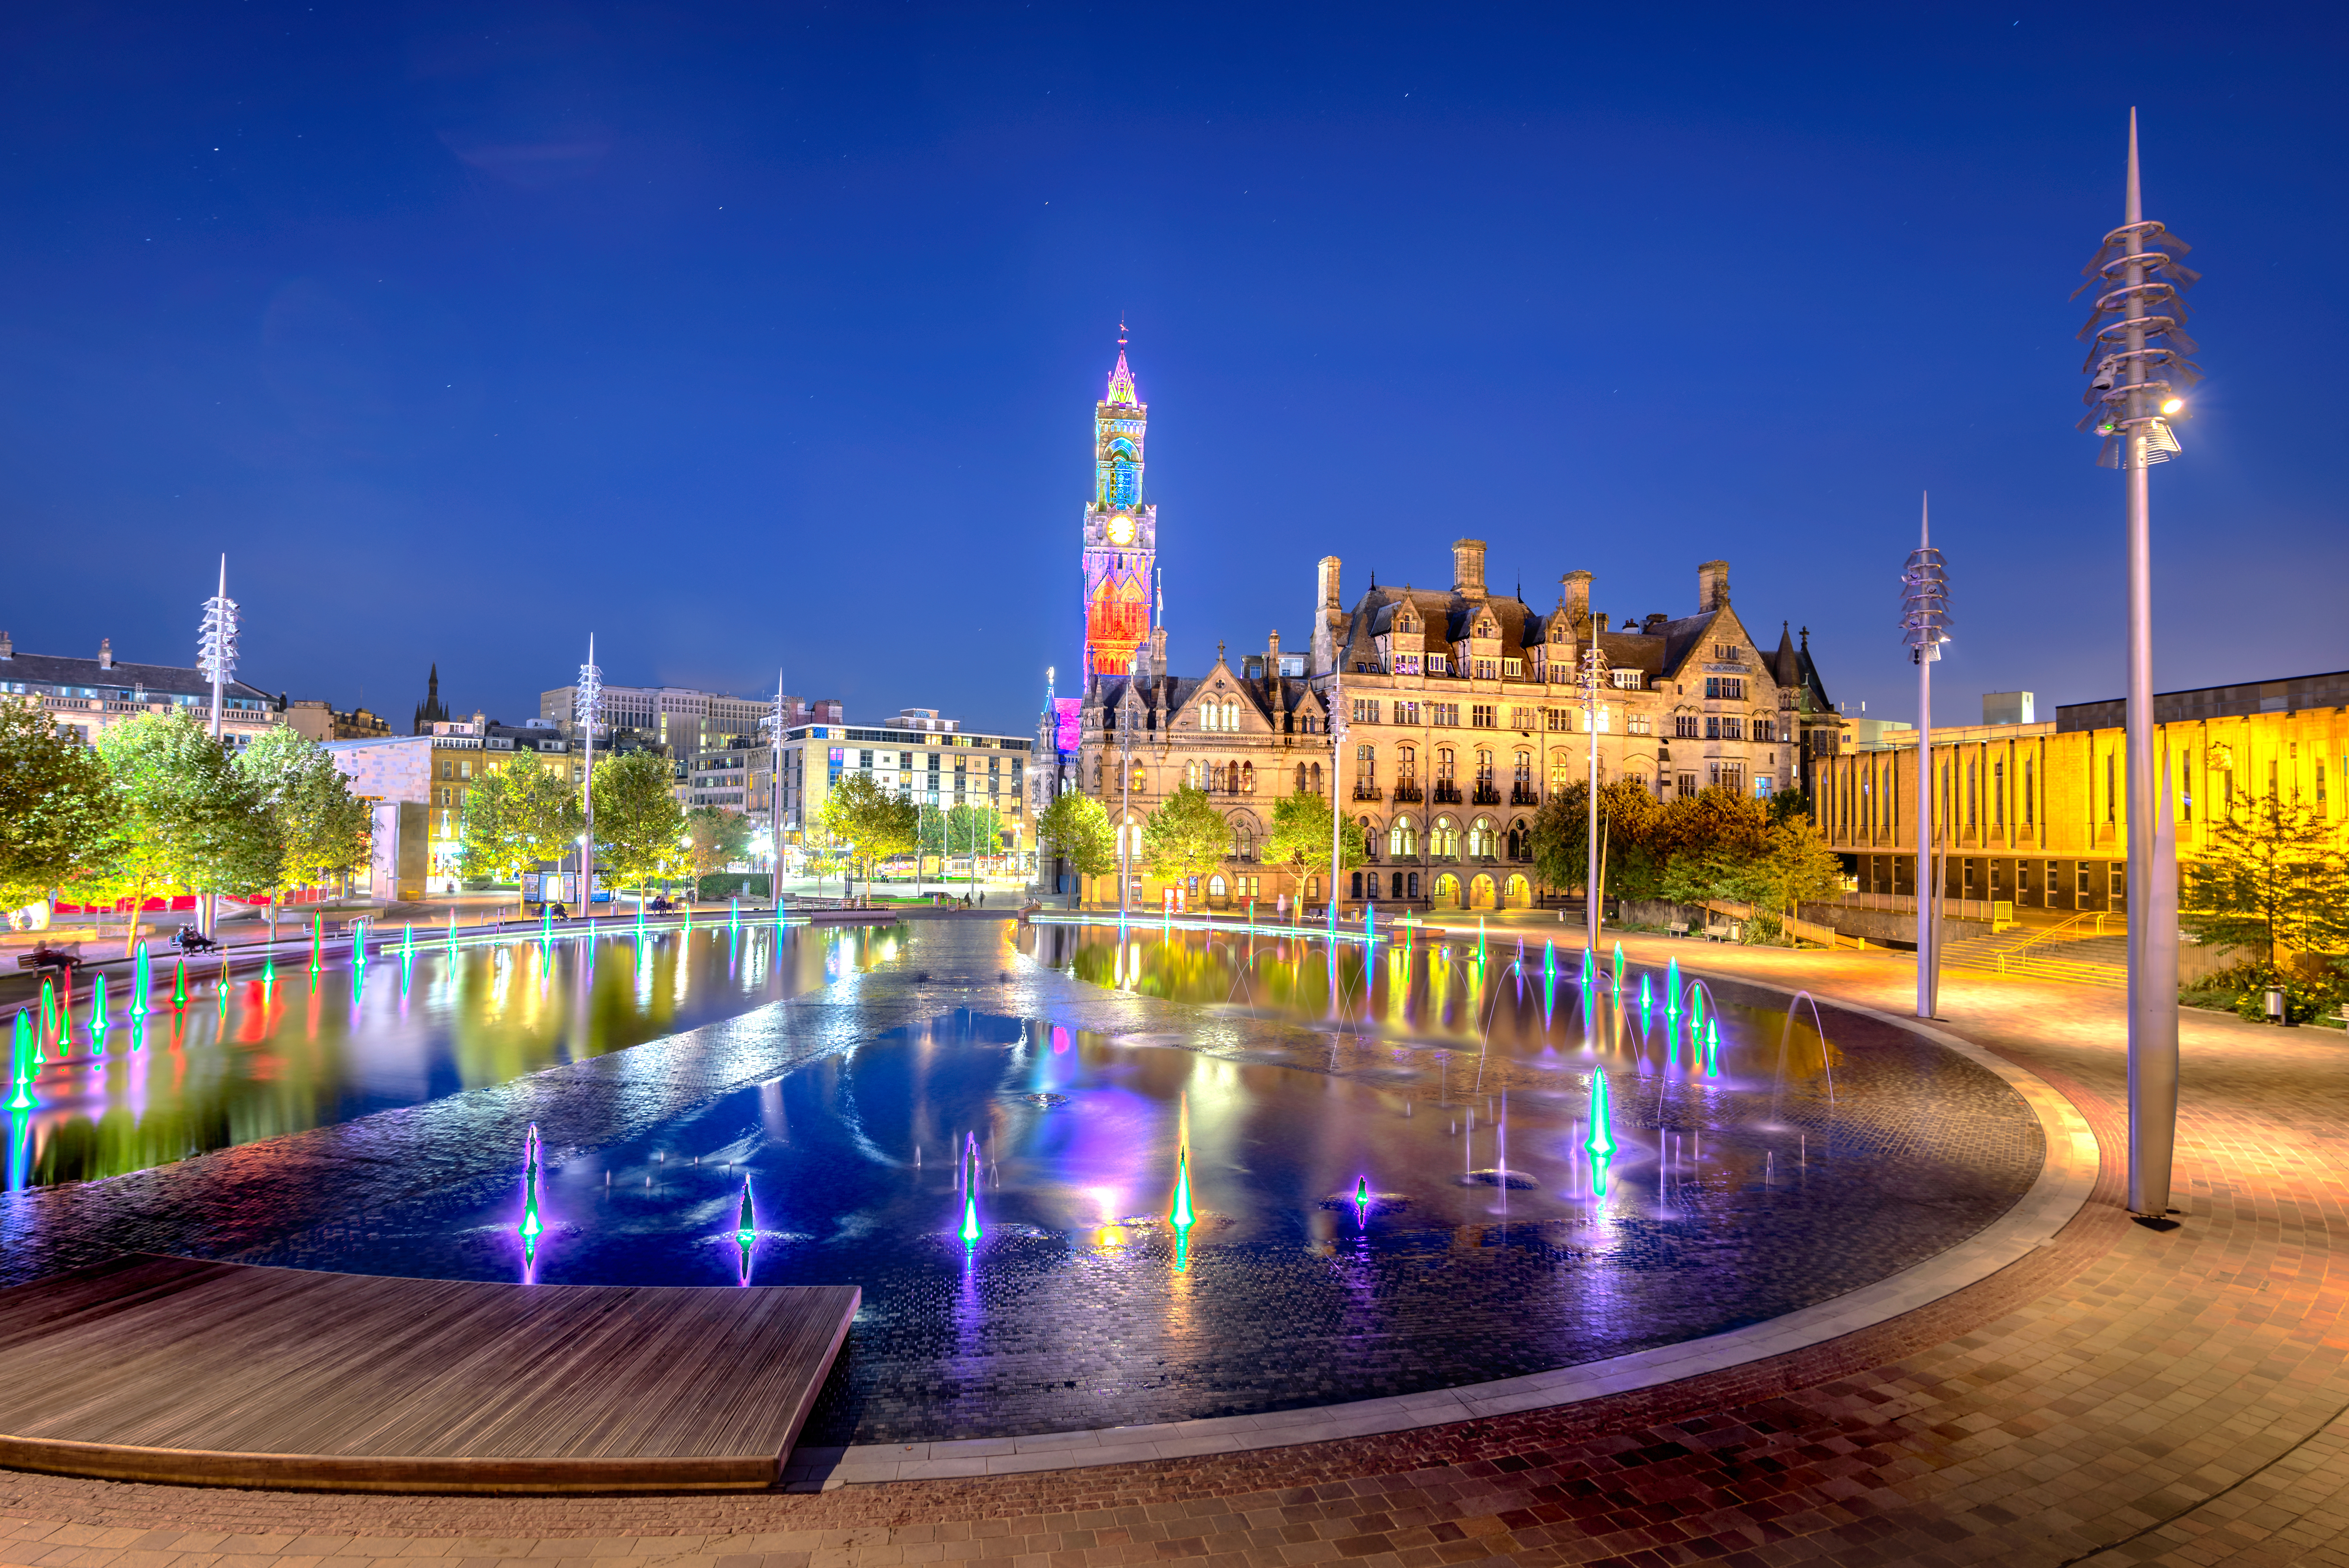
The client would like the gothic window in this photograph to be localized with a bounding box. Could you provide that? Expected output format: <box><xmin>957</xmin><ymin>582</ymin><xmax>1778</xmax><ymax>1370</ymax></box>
<box><xmin>1242</xmin><ymin>761</ymin><xmax>1255</xmax><ymax>793</ymax></box>
<box><xmin>1358</xmin><ymin>817</ymin><xmax>1377</xmax><ymax>862</ymax></box>
<box><xmin>1389</xmin><ymin>818</ymin><xmax>1418</xmax><ymax>858</ymax></box>
<box><xmin>1310</xmin><ymin>761</ymin><xmax>1323</xmax><ymax>792</ymax></box>
<box><xmin>1092</xmin><ymin>757</ymin><xmax>1103</xmax><ymax>791</ymax></box>
<box><xmin>1550</xmin><ymin>748</ymin><xmax>1573</xmax><ymax>789</ymax></box>
<box><xmin>1233</xmin><ymin>822</ymin><xmax>1255</xmax><ymax>861</ymax></box>
<box><xmin>1130</xmin><ymin>761</ymin><xmax>1146</xmax><ymax>793</ymax></box>
<box><xmin>1505</xmin><ymin>824</ymin><xmax>1523</xmax><ymax>860</ymax></box>
<box><xmin>1185</xmin><ymin>759</ymin><xmax>1201</xmax><ymax>790</ymax></box>
<box><xmin>1227</xmin><ymin>700</ymin><xmax>1240</xmax><ymax>729</ymax></box>
<box><xmin>1468</xmin><ymin>817</ymin><xmax>1498</xmax><ymax>858</ymax></box>
<box><xmin>1431</xmin><ymin>816</ymin><xmax>1459</xmax><ymax>858</ymax></box>
<box><xmin>1226</xmin><ymin>761</ymin><xmax>1242</xmax><ymax>793</ymax></box>
<box><xmin>1294</xmin><ymin>762</ymin><xmax>1307</xmax><ymax>792</ymax></box>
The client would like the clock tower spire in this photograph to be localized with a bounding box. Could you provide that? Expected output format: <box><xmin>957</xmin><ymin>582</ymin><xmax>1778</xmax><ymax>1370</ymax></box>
<box><xmin>1082</xmin><ymin>321</ymin><xmax>1155</xmax><ymax>684</ymax></box>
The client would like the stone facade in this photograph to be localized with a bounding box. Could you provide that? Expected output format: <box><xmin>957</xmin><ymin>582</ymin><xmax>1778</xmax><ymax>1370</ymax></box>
<box><xmin>1310</xmin><ymin>543</ymin><xmax>1839</xmax><ymax>911</ymax></box>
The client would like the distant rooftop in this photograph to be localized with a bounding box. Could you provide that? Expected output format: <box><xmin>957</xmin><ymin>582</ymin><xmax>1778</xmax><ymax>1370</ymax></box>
<box><xmin>2056</xmin><ymin>670</ymin><xmax>2349</xmax><ymax>732</ymax></box>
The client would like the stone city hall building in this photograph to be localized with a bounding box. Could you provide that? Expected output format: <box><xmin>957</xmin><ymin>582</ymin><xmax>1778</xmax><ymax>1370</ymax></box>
<box><xmin>1035</xmin><ymin>335</ymin><xmax>1839</xmax><ymax>911</ymax></box>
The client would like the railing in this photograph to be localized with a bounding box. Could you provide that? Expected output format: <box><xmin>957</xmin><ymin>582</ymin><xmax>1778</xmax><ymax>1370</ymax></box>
<box><xmin>1471</xmin><ymin>784</ymin><xmax>1501</xmax><ymax>806</ymax></box>
<box><xmin>1351</xmin><ymin>783</ymin><xmax>1383</xmax><ymax>802</ymax></box>
<box><xmin>1431</xmin><ymin>783</ymin><xmax>1463</xmax><ymax>804</ymax></box>
<box><xmin>1509</xmin><ymin>785</ymin><xmax>1538</xmax><ymax>806</ymax></box>
<box><xmin>1391</xmin><ymin>782</ymin><xmax>1424</xmax><ymax>803</ymax></box>
<box><xmin>1828</xmin><ymin>891</ymin><xmax>2017</xmax><ymax>928</ymax></box>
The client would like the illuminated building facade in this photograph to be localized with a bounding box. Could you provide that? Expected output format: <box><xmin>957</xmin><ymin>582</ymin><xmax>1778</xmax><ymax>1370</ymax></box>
<box><xmin>1813</xmin><ymin>669</ymin><xmax>2349</xmax><ymax>915</ymax></box>
<box><xmin>0</xmin><ymin>633</ymin><xmax>282</xmax><ymax>748</ymax></box>
<box><xmin>1313</xmin><ymin>546</ymin><xmax>1839</xmax><ymax>911</ymax></box>
<box><xmin>1081</xmin><ymin>328</ymin><xmax>1156</xmax><ymax>681</ymax></box>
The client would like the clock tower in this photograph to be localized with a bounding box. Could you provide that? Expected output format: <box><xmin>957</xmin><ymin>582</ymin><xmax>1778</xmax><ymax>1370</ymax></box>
<box><xmin>1082</xmin><ymin>325</ymin><xmax>1156</xmax><ymax>683</ymax></box>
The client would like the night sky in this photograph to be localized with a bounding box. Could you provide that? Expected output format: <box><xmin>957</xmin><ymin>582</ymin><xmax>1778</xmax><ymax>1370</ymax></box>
<box><xmin>0</xmin><ymin>4</ymin><xmax>2341</xmax><ymax>736</ymax></box>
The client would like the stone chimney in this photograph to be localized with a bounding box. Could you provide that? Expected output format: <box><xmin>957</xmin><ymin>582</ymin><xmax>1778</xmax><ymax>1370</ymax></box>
<box><xmin>1593</xmin><ymin>612</ymin><xmax>1611</xmax><ymax>635</ymax></box>
<box><xmin>0</xmin><ymin>631</ymin><xmax>10</xmax><ymax>659</ymax></box>
<box><xmin>1644</xmin><ymin>613</ymin><xmax>1669</xmax><ymax>635</ymax></box>
<box><xmin>1452</xmin><ymin>539</ymin><xmax>1487</xmax><ymax>602</ymax></box>
<box><xmin>98</xmin><ymin>637</ymin><xmax>112</xmax><ymax>670</ymax></box>
<box><xmin>1314</xmin><ymin>556</ymin><xmax>1344</xmax><ymax>675</ymax></box>
<box><xmin>1561</xmin><ymin>571</ymin><xmax>1593</xmax><ymax>634</ymax></box>
<box><xmin>1697</xmin><ymin>560</ymin><xmax>1731</xmax><ymax>612</ymax></box>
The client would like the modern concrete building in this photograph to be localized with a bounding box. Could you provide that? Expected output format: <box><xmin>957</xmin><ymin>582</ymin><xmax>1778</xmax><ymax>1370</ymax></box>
<box><xmin>777</xmin><ymin>710</ymin><xmax>1030</xmax><ymax>862</ymax></box>
<box><xmin>328</xmin><ymin>717</ymin><xmax>586</xmax><ymax>895</ymax></box>
<box><xmin>536</xmin><ymin>680</ymin><xmax>804</xmax><ymax>758</ymax></box>
<box><xmin>1810</xmin><ymin>669</ymin><xmax>2349</xmax><ymax>915</ymax></box>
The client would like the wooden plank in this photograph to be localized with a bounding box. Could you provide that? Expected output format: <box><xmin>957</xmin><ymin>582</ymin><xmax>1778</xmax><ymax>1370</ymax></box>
<box><xmin>0</xmin><ymin>1254</ymin><xmax>858</xmax><ymax>1493</ymax></box>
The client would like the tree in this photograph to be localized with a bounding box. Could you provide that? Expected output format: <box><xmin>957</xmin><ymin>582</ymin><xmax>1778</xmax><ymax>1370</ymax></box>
<box><xmin>1037</xmin><ymin>789</ymin><xmax>1116</xmax><ymax>904</ymax></box>
<box><xmin>462</xmin><ymin>755</ymin><xmax>583</xmax><ymax>912</ymax></box>
<box><xmin>235</xmin><ymin>727</ymin><xmax>371</xmax><ymax>933</ymax></box>
<box><xmin>0</xmin><ymin>700</ymin><xmax>123</xmax><ymax>919</ymax></box>
<box><xmin>2183</xmin><ymin>794</ymin><xmax>2346</xmax><ymax>964</ymax></box>
<box><xmin>96</xmin><ymin>712</ymin><xmax>280</xmax><ymax>946</ymax></box>
<box><xmin>591</xmin><ymin>751</ymin><xmax>691</xmax><ymax>900</ymax></box>
<box><xmin>1142</xmin><ymin>785</ymin><xmax>1230</xmax><ymax>894</ymax></box>
<box><xmin>819</xmin><ymin>770</ymin><xmax>919</xmax><ymax>895</ymax></box>
<box><xmin>1264</xmin><ymin>789</ymin><xmax>1365</xmax><ymax>907</ymax></box>
<box><xmin>1746</xmin><ymin>816</ymin><xmax>1845</xmax><ymax>930</ymax></box>
<box><xmin>1530</xmin><ymin>778</ymin><xmax>1660</xmax><ymax>897</ymax></box>
<box><xmin>686</xmin><ymin>805</ymin><xmax>755</xmax><ymax>884</ymax></box>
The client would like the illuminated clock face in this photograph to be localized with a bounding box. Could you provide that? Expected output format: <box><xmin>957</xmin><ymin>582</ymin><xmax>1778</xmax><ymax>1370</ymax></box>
<box><xmin>1106</xmin><ymin>513</ymin><xmax>1135</xmax><ymax>545</ymax></box>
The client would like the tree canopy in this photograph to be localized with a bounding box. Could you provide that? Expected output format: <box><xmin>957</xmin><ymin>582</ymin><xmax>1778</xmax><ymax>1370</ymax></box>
<box><xmin>686</xmin><ymin>804</ymin><xmax>756</xmax><ymax>880</ymax></box>
<box><xmin>1037</xmin><ymin>788</ymin><xmax>1116</xmax><ymax>896</ymax></box>
<box><xmin>1142</xmin><ymin>785</ymin><xmax>1230</xmax><ymax>888</ymax></box>
<box><xmin>2183</xmin><ymin>794</ymin><xmax>2347</xmax><ymax>964</ymax></box>
<box><xmin>463</xmin><ymin>754</ymin><xmax>583</xmax><ymax>905</ymax></box>
<box><xmin>234</xmin><ymin>727</ymin><xmax>371</xmax><ymax>899</ymax></box>
<box><xmin>0</xmin><ymin>700</ymin><xmax>123</xmax><ymax>913</ymax></box>
<box><xmin>96</xmin><ymin>714</ymin><xmax>281</xmax><ymax>922</ymax></box>
<box><xmin>591</xmin><ymin>751</ymin><xmax>691</xmax><ymax>894</ymax></box>
<box><xmin>818</xmin><ymin>770</ymin><xmax>919</xmax><ymax>885</ymax></box>
<box><xmin>1264</xmin><ymin>788</ymin><xmax>1365</xmax><ymax>898</ymax></box>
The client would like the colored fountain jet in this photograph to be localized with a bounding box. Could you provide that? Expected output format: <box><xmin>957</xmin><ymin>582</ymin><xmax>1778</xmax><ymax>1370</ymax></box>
<box><xmin>1586</xmin><ymin>1068</ymin><xmax>1617</xmax><ymax>1196</ymax></box>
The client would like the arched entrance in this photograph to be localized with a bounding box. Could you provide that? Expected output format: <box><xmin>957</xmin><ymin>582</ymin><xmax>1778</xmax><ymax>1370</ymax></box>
<box><xmin>1469</xmin><ymin>874</ymin><xmax>1498</xmax><ymax>910</ymax></box>
<box><xmin>1504</xmin><ymin>874</ymin><xmax>1532</xmax><ymax>908</ymax></box>
<box><xmin>1433</xmin><ymin>873</ymin><xmax>1462</xmax><ymax>907</ymax></box>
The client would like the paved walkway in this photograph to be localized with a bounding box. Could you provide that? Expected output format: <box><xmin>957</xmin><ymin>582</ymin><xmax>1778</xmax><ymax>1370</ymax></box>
<box><xmin>6</xmin><ymin>937</ymin><xmax>2348</xmax><ymax>1567</ymax></box>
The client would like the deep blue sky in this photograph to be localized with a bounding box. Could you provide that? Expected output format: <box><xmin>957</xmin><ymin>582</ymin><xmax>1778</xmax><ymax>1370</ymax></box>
<box><xmin>2</xmin><ymin>3</ymin><xmax>2341</xmax><ymax>736</ymax></box>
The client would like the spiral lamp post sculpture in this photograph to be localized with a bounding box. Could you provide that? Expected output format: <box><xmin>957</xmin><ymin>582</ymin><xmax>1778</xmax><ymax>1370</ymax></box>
<box><xmin>574</xmin><ymin>637</ymin><xmax>604</xmax><ymax>910</ymax></box>
<box><xmin>1577</xmin><ymin>640</ymin><xmax>1610</xmax><ymax>963</ymax></box>
<box><xmin>1899</xmin><ymin>501</ymin><xmax>1952</xmax><ymax>1020</ymax></box>
<box><xmin>2078</xmin><ymin>111</ymin><xmax>2195</xmax><ymax>1219</ymax></box>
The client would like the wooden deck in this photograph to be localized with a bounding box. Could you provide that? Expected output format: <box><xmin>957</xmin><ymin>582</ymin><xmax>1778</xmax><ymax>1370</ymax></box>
<box><xmin>0</xmin><ymin>1254</ymin><xmax>859</xmax><ymax>1493</ymax></box>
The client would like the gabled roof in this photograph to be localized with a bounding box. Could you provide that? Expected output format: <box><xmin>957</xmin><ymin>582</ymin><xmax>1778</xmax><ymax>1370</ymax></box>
<box><xmin>0</xmin><ymin>648</ymin><xmax>270</xmax><ymax>704</ymax></box>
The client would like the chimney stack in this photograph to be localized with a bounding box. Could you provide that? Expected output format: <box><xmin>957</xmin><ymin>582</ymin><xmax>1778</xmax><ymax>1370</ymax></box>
<box><xmin>1561</xmin><ymin>571</ymin><xmax>1593</xmax><ymax>633</ymax></box>
<box><xmin>98</xmin><ymin>637</ymin><xmax>112</xmax><ymax>670</ymax></box>
<box><xmin>1697</xmin><ymin>560</ymin><xmax>1731</xmax><ymax>612</ymax></box>
<box><xmin>1451</xmin><ymin>539</ymin><xmax>1487</xmax><ymax>602</ymax></box>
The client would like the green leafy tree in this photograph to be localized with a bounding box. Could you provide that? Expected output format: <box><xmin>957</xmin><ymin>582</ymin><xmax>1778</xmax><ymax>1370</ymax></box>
<box><xmin>1531</xmin><ymin>778</ymin><xmax>1659</xmax><ymax>896</ymax></box>
<box><xmin>235</xmin><ymin>728</ymin><xmax>371</xmax><ymax>930</ymax></box>
<box><xmin>686</xmin><ymin>805</ymin><xmax>755</xmax><ymax>884</ymax></box>
<box><xmin>1746</xmin><ymin>816</ymin><xmax>1845</xmax><ymax>931</ymax></box>
<box><xmin>96</xmin><ymin>712</ymin><xmax>280</xmax><ymax>947</ymax></box>
<box><xmin>591</xmin><ymin>751</ymin><xmax>691</xmax><ymax>900</ymax></box>
<box><xmin>2183</xmin><ymin>793</ymin><xmax>2346</xmax><ymax>964</ymax></box>
<box><xmin>819</xmin><ymin>770</ymin><xmax>919</xmax><ymax>893</ymax></box>
<box><xmin>1265</xmin><ymin>789</ymin><xmax>1365</xmax><ymax>906</ymax></box>
<box><xmin>463</xmin><ymin>755</ymin><xmax>584</xmax><ymax>912</ymax></box>
<box><xmin>0</xmin><ymin>700</ymin><xmax>123</xmax><ymax>918</ymax></box>
<box><xmin>1143</xmin><ymin>785</ymin><xmax>1230</xmax><ymax>893</ymax></box>
<box><xmin>1037</xmin><ymin>789</ymin><xmax>1116</xmax><ymax>904</ymax></box>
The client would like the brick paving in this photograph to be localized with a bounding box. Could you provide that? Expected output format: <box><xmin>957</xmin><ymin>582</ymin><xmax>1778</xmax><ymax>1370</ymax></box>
<box><xmin>6</xmin><ymin>937</ymin><xmax>2348</xmax><ymax>1567</ymax></box>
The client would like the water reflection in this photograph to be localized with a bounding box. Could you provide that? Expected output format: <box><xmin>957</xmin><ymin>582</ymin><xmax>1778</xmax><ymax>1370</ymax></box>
<box><xmin>6</xmin><ymin>924</ymin><xmax>901</xmax><ymax>1187</ymax></box>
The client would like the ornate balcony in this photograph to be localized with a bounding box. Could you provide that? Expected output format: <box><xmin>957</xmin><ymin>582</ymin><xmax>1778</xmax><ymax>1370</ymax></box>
<box><xmin>1352</xmin><ymin>783</ymin><xmax>1384</xmax><ymax>802</ymax></box>
<box><xmin>1471</xmin><ymin>784</ymin><xmax>1501</xmax><ymax>806</ymax></box>
<box><xmin>1431</xmin><ymin>782</ymin><xmax>1462</xmax><ymax>805</ymax></box>
<box><xmin>1510</xmin><ymin>785</ymin><xmax>1539</xmax><ymax>806</ymax></box>
<box><xmin>1391</xmin><ymin>781</ymin><xmax>1424</xmax><ymax>804</ymax></box>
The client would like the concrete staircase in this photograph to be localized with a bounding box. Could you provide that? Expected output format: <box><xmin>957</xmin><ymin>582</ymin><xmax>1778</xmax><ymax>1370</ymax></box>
<box><xmin>1942</xmin><ymin>916</ymin><xmax>2128</xmax><ymax>989</ymax></box>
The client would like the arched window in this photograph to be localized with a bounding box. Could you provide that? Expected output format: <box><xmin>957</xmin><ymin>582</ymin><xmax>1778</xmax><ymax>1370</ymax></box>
<box><xmin>1513</xmin><ymin>751</ymin><xmax>1532</xmax><ymax>785</ymax></box>
<box><xmin>1295</xmin><ymin>762</ymin><xmax>1308</xmax><ymax>792</ymax></box>
<box><xmin>1359</xmin><ymin>816</ymin><xmax>1378</xmax><ymax>861</ymax></box>
<box><xmin>1208</xmin><ymin>873</ymin><xmax>1227</xmax><ymax>896</ymax></box>
<box><xmin>1436</xmin><ymin>748</ymin><xmax>1456</xmax><ymax>781</ymax></box>
<box><xmin>1226</xmin><ymin>700</ymin><xmax>1240</xmax><ymax>730</ymax></box>
<box><xmin>1432</xmin><ymin>815</ymin><xmax>1458</xmax><ymax>858</ymax></box>
<box><xmin>1310</xmin><ymin>761</ymin><xmax>1323</xmax><ymax>793</ymax></box>
<box><xmin>1185</xmin><ymin>759</ymin><xmax>1201</xmax><ymax>790</ymax></box>
<box><xmin>1506</xmin><ymin>825</ymin><xmax>1522</xmax><ymax>859</ymax></box>
<box><xmin>1549</xmin><ymin>748</ymin><xmax>1573</xmax><ymax>789</ymax></box>
<box><xmin>1398</xmin><ymin>745</ymin><xmax>1417</xmax><ymax>781</ymax></box>
<box><xmin>1092</xmin><ymin>757</ymin><xmax>1103</xmax><ymax>791</ymax></box>
<box><xmin>1129</xmin><ymin>761</ymin><xmax>1146</xmax><ymax>792</ymax></box>
<box><xmin>1242</xmin><ymin>761</ymin><xmax>1255</xmax><ymax>794</ymax></box>
<box><xmin>1233</xmin><ymin>822</ymin><xmax>1255</xmax><ymax>861</ymax></box>
<box><xmin>1475</xmin><ymin>749</ymin><xmax>1494</xmax><ymax>784</ymax></box>
<box><xmin>1389</xmin><ymin>817</ymin><xmax>1419</xmax><ymax>859</ymax></box>
<box><xmin>1227</xmin><ymin>761</ymin><xmax>1242</xmax><ymax>793</ymax></box>
<box><xmin>1469</xmin><ymin>816</ymin><xmax>1497</xmax><ymax>858</ymax></box>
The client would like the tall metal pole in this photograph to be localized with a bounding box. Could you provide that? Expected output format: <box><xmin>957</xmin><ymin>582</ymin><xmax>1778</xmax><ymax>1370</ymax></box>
<box><xmin>207</xmin><ymin>555</ymin><xmax>228</xmax><ymax>741</ymax></box>
<box><xmin>2081</xmin><ymin>109</ymin><xmax>2190</xmax><ymax>1218</ymax></box>
<box><xmin>1580</xmin><ymin>640</ymin><xmax>1609</xmax><ymax>959</ymax></box>
<box><xmin>1328</xmin><ymin>660</ymin><xmax>1345</xmax><ymax>924</ymax></box>
<box><xmin>1116</xmin><ymin>682</ymin><xmax>1136</xmax><ymax>924</ymax></box>
<box><xmin>1900</xmin><ymin>497</ymin><xmax>1952</xmax><ymax>1018</ymax></box>
<box><xmin>195</xmin><ymin>554</ymin><xmax>239</xmax><ymax>936</ymax></box>
<box><xmin>577</xmin><ymin>635</ymin><xmax>601</xmax><ymax>910</ymax></box>
<box><xmin>770</xmin><ymin>669</ymin><xmax>787</xmax><ymax>909</ymax></box>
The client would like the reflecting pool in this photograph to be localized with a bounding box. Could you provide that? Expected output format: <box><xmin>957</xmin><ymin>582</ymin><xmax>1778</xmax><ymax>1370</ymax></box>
<box><xmin>208</xmin><ymin>921</ymin><xmax>2044</xmax><ymax>1446</ymax></box>
<box><xmin>4</xmin><ymin>922</ymin><xmax>902</xmax><ymax>1187</ymax></box>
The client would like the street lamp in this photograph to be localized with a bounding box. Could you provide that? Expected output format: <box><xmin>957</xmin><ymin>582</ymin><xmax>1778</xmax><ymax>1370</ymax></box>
<box><xmin>574</xmin><ymin>636</ymin><xmax>603</xmax><ymax>910</ymax></box>
<box><xmin>1899</xmin><ymin>498</ymin><xmax>1953</xmax><ymax>1018</ymax></box>
<box><xmin>195</xmin><ymin>554</ymin><xmax>239</xmax><ymax>937</ymax></box>
<box><xmin>2078</xmin><ymin>109</ymin><xmax>2196</xmax><ymax>1219</ymax></box>
<box><xmin>1577</xmin><ymin>640</ymin><xmax>1610</xmax><ymax>960</ymax></box>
